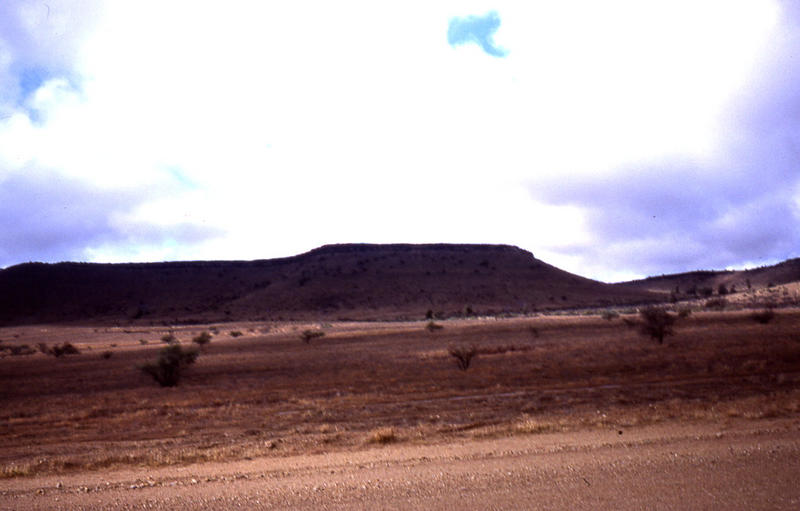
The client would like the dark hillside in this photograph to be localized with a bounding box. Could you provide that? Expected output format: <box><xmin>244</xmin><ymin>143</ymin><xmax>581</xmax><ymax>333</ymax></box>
<box><xmin>0</xmin><ymin>244</ymin><xmax>654</xmax><ymax>325</ymax></box>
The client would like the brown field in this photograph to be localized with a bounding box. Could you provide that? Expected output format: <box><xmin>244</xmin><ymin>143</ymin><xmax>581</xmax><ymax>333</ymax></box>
<box><xmin>2</xmin><ymin>308</ymin><xmax>800</xmax><ymax>508</ymax></box>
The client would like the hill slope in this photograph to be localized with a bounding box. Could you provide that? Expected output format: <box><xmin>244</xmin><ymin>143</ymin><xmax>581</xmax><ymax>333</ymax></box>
<box><xmin>614</xmin><ymin>258</ymin><xmax>800</xmax><ymax>298</ymax></box>
<box><xmin>0</xmin><ymin>244</ymin><xmax>654</xmax><ymax>325</ymax></box>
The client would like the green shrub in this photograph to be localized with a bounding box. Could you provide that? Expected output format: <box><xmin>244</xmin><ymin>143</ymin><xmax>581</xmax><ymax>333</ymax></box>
<box><xmin>141</xmin><ymin>344</ymin><xmax>199</xmax><ymax>387</ymax></box>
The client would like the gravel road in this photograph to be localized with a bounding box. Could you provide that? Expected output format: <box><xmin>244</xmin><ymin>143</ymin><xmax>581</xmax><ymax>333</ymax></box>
<box><xmin>2</xmin><ymin>419</ymin><xmax>799</xmax><ymax>510</ymax></box>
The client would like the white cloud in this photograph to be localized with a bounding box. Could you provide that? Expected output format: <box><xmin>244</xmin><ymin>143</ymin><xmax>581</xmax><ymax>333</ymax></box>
<box><xmin>0</xmin><ymin>0</ymin><xmax>794</xmax><ymax>281</ymax></box>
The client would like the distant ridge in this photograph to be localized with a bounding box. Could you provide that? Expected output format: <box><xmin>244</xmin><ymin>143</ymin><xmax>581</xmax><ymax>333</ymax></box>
<box><xmin>0</xmin><ymin>244</ymin><xmax>654</xmax><ymax>325</ymax></box>
<box><xmin>614</xmin><ymin>258</ymin><xmax>800</xmax><ymax>296</ymax></box>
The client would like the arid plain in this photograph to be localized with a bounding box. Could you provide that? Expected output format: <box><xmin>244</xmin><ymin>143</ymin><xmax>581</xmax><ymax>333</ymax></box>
<box><xmin>2</xmin><ymin>305</ymin><xmax>800</xmax><ymax>509</ymax></box>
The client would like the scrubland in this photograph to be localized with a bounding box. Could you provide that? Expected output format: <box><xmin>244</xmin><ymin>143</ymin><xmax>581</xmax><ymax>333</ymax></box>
<box><xmin>1</xmin><ymin>309</ymin><xmax>799</xmax><ymax>508</ymax></box>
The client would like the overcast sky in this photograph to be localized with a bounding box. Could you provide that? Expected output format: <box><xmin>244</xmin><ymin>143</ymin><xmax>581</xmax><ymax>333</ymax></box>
<box><xmin>1</xmin><ymin>1</ymin><xmax>798</xmax><ymax>282</ymax></box>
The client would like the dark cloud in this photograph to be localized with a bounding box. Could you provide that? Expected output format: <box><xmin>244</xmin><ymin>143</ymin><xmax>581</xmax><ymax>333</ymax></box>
<box><xmin>447</xmin><ymin>11</ymin><xmax>508</xmax><ymax>57</ymax></box>
<box><xmin>527</xmin><ymin>8</ymin><xmax>800</xmax><ymax>280</ymax></box>
<box><xmin>529</xmin><ymin>105</ymin><xmax>800</xmax><ymax>278</ymax></box>
<box><xmin>0</xmin><ymin>170</ymin><xmax>222</xmax><ymax>267</ymax></box>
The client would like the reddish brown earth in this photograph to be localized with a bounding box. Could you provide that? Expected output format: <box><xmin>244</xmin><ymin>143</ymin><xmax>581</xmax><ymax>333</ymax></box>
<box><xmin>1</xmin><ymin>309</ymin><xmax>799</xmax><ymax>508</ymax></box>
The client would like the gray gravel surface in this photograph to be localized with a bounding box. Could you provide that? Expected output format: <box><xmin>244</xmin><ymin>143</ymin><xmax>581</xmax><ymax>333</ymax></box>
<box><xmin>2</xmin><ymin>419</ymin><xmax>799</xmax><ymax>510</ymax></box>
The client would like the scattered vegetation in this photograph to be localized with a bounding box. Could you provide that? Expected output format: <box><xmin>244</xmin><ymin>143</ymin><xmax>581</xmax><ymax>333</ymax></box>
<box><xmin>677</xmin><ymin>306</ymin><xmax>692</xmax><ymax>319</ymax></box>
<box><xmin>704</xmin><ymin>297</ymin><xmax>727</xmax><ymax>310</ymax></box>
<box><xmin>101</xmin><ymin>351</ymin><xmax>113</xmax><ymax>360</ymax></box>
<box><xmin>300</xmin><ymin>330</ymin><xmax>325</xmax><ymax>343</ymax></box>
<box><xmin>476</xmin><ymin>344</ymin><xmax>533</xmax><ymax>355</ymax></box>
<box><xmin>140</xmin><ymin>344</ymin><xmax>199</xmax><ymax>387</ymax></box>
<box><xmin>448</xmin><ymin>344</ymin><xmax>478</xmax><ymax>371</ymax></box>
<box><xmin>229</xmin><ymin>331</ymin><xmax>243</xmax><ymax>338</ymax></box>
<box><xmin>192</xmin><ymin>331</ymin><xmax>213</xmax><ymax>346</ymax></box>
<box><xmin>139</xmin><ymin>339</ymin><xmax>148</xmax><ymax>345</ymax></box>
<box><xmin>0</xmin><ymin>344</ymin><xmax>36</xmax><ymax>356</ymax></box>
<box><xmin>49</xmin><ymin>342</ymin><xmax>81</xmax><ymax>357</ymax></box>
<box><xmin>160</xmin><ymin>333</ymin><xmax>177</xmax><ymax>344</ymax></box>
<box><xmin>426</xmin><ymin>321</ymin><xmax>444</xmax><ymax>332</ymax></box>
<box><xmin>638</xmin><ymin>306</ymin><xmax>676</xmax><ymax>344</ymax></box>
<box><xmin>601</xmin><ymin>310</ymin><xmax>619</xmax><ymax>321</ymax></box>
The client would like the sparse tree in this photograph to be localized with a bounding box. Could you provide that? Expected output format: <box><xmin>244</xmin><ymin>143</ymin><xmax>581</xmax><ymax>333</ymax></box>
<box><xmin>638</xmin><ymin>306</ymin><xmax>676</xmax><ymax>344</ymax></box>
<box><xmin>192</xmin><ymin>331</ymin><xmax>212</xmax><ymax>347</ymax></box>
<box><xmin>141</xmin><ymin>344</ymin><xmax>199</xmax><ymax>387</ymax></box>
<box><xmin>448</xmin><ymin>345</ymin><xmax>478</xmax><ymax>371</ymax></box>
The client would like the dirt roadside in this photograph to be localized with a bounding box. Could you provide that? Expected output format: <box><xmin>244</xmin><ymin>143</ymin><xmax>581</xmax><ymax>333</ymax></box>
<box><xmin>2</xmin><ymin>418</ymin><xmax>799</xmax><ymax>510</ymax></box>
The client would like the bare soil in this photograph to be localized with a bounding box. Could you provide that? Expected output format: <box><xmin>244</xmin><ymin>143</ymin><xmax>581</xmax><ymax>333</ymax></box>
<box><xmin>1</xmin><ymin>309</ymin><xmax>799</xmax><ymax>508</ymax></box>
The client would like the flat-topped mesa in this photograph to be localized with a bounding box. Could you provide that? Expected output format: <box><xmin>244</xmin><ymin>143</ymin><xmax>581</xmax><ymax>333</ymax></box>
<box><xmin>0</xmin><ymin>243</ymin><xmax>654</xmax><ymax>325</ymax></box>
<box><xmin>303</xmin><ymin>243</ymin><xmax>533</xmax><ymax>257</ymax></box>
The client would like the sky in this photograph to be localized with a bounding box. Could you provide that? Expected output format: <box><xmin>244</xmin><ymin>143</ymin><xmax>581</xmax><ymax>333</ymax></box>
<box><xmin>0</xmin><ymin>1</ymin><xmax>798</xmax><ymax>282</ymax></box>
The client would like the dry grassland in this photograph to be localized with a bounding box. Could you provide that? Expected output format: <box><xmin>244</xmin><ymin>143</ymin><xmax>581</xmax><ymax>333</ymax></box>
<box><xmin>1</xmin><ymin>309</ymin><xmax>799</xmax><ymax>478</ymax></box>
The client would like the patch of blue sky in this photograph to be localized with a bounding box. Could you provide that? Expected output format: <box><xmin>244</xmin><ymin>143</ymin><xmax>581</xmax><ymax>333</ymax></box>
<box><xmin>19</xmin><ymin>67</ymin><xmax>48</xmax><ymax>98</ymax></box>
<box><xmin>165</xmin><ymin>166</ymin><xmax>198</xmax><ymax>189</ymax></box>
<box><xmin>447</xmin><ymin>11</ymin><xmax>508</xmax><ymax>57</ymax></box>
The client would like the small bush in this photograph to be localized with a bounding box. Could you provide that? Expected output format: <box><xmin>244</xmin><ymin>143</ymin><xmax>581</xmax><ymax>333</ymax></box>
<box><xmin>50</xmin><ymin>342</ymin><xmax>81</xmax><ymax>357</ymax></box>
<box><xmin>229</xmin><ymin>331</ymin><xmax>243</xmax><ymax>338</ymax></box>
<box><xmin>141</xmin><ymin>344</ymin><xmax>199</xmax><ymax>387</ymax></box>
<box><xmin>750</xmin><ymin>308</ymin><xmax>775</xmax><ymax>324</ymax></box>
<box><xmin>638</xmin><ymin>306</ymin><xmax>676</xmax><ymax>344</ymax></box>
<box><xmin>601</xmin><ymin>310</ymin><xmax>619</xmax><ymax>321</ymax></box>
<box><xmin>192</xmin><ymin>331</ymin><xmax>212</xmax><ymax>346</ymax></box>
<box><xmin>426</xmin><ymin>321</ymin><xmax>444</xmax><ymax>332</ymax></box>
<box><xmin>0</xmin><ymin>344</ymin><xmax>36</xmax><ymax>356</ymax></box>
<box><xmin>300</xmin><ymin>330</ymin><xmax>325</xmax><ymax>343</ymax></box>
<box><xmin>139</xmin><ymin>339</ymin><xmax>148</xmax><ymax>345</ymax></box>
<box><xmin>161</xmin><ymin>333</ymin><xmax>177</xmax><ymax>344</ymax></box>
<box><xmin>367</xmin><ymin>427</ymin><xmax>396</xmax><ymax>444</ymax></box>
<box><xmin>677</xmin><ymin>307</ymin><xmax>692</xmax><ymax>319</ymax></box>
<box><xmin>101</xmin><ymin>351</ymin><xmax>113</xmax><ymax>359</ymax></box>
<box><xmin>449</xmin><ymin>345</ymin><xmax>478</xmax><ymax>371</ymax></box>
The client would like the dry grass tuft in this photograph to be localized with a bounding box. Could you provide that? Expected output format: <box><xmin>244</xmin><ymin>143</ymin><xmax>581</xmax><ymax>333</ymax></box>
<box><xmin>367</xmin><ymin>427</ymin><xmax>397</xmax><ymax>445</ymax></box>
